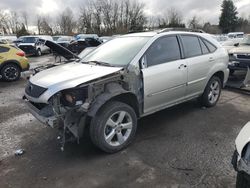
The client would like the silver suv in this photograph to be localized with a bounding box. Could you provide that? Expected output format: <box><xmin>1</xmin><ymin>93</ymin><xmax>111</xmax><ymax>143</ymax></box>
<box><xmin>24</xmin><ymin>31</ymin><xmax>229</xmax><ymax>153</ymax></box>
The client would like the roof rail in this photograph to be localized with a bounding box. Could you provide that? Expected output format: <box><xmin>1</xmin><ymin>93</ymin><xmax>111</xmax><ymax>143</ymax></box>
<box><xmin>157</xmin><ymin>28</ymin><xmax>205</xmax><ymax>34</ymax></box>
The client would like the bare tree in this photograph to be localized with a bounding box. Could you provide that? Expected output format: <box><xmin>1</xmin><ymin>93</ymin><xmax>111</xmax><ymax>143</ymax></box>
<box><xmin>188</xmin><ymin>16</ymin><xmax>202</xmax><ymax>29</ymax></box>
<box><xmin>37</xmin><ymin>15</ymin><xmax>53</xmax><ymax>35</ymax></box>
<box><xmin>57</xmin><ymin>7</ymin><xmax>76</xmax><ymax>35</ymax></box>
<box><xmin>167</xmin><ymin>8</ymin><xmax>185</xmax><ymax>27</ymax></box>
<box><xmin>21</xmin><ymin>11</ymin><xmax>29</xmax><ymax>30</ymax></box>
<box><xmin>78</xmin><ymin>0</ymin><xmax>146</xmax><ymax>35</ymax></box>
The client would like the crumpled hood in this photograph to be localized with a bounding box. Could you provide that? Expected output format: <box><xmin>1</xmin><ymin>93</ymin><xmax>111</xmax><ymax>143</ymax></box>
<box><xmin>229</xmin><ymin>45</ymin><xmax>250</xmax><ymax>54</ymax></box>
<box><xmin>28</xmin><ymin>62</ymin><xmax>123</xmax><ymax>103</ymax></box>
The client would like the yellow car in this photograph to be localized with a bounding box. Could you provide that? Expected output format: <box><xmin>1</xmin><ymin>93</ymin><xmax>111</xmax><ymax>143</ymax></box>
<box><xmin>0</xmin><ymin>44</ymin><xmax>29</xmax><ymax>81</ymax></box>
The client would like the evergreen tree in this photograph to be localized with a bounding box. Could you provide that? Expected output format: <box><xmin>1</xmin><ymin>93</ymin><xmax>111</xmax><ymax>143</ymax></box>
<box><xmin>219</xmin><ymin>0</ymin><xmax>238</xmax><ymax>33</ymax></box>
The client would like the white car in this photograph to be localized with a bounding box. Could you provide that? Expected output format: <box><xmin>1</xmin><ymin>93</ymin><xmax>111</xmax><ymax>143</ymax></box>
<box><xmin>232</xmin><ymin>122</ymin><xmax>250</xmax><ymax>188</ymax></box>
<box><xmin>18</xmin><ymin>35</ymin><xmax>53</xmax><ymax>56</ymax></box>
<box><xmin>24</xmin><ymin>30</ymin><xmax>229</xmax><ymax>153</ymax></box>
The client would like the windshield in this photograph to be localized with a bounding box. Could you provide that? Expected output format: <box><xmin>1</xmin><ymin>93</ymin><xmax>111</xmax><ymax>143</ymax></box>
<box><xmin>22</xmin><ymin>37</ymin><xmax>38</xmax><ymax>43</ymax></box>
<box><xmin>241</xmin><ymin>35</ymin><xmax>250</xmax><ymax>45</ymax></box>
<box><xmin>82</xmin><ymin>36</ymin><xmax>150</xmax><ymax>66</ymax></box>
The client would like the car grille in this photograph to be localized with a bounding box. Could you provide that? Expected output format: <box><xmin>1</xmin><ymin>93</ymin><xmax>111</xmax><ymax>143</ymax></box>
<box><xmin>25</xmin><ymin>82</ymin><xmax>47</xmax><ymax>98</ymax></box>
<box><xmin>237</xmin><ymin>54</ymin><xmax>250</xmax><ymax>60</ymax></box>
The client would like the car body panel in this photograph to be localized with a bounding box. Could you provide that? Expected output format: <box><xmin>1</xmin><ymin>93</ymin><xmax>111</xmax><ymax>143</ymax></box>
<box><xmin>142</xmin><ymin>58</ymin><xmax>188</xmax><ymax>113</ymax></box>
<box><xmin>236</xmin><ymin>122</ymin><xmax>250</xmax><ymax>157</ymax></box>
<box><xmin>26</xmin><ymin>62</ymin><xmax>123</xmax><ymax>103</ymax></box>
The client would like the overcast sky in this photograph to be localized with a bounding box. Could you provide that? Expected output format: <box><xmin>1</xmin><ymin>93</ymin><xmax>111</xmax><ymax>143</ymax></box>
<box><xmin>0</xmin><ymin>0</ymin><xmax>249</xmax><ymax>25</ymax></box>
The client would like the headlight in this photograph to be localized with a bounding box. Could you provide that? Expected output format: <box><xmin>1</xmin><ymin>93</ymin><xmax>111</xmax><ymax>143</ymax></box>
<box><xmin>61</xmin><ymin>87</ymin><xmax>88</xmax><ymax>107</ymax></box>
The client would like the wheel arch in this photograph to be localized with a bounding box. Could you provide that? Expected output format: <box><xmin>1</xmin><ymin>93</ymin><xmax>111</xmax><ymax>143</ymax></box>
<box><xmin>0</xmin><ymin>60</ymin><xmax>22</xmax><ymax>71</ymax></box>
<box><xmin>87</xmin><ymin>83</ymin><xmax>140</xmax><ymax>118</ymax></box>
<box><xmin>212</xmin><ymin>71</ymin><xmax>224</xmax><ymax>85</ymax></box>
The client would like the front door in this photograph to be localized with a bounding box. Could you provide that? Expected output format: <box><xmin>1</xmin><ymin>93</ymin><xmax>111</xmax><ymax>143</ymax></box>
<box><xmin>141</xmin><ymin>36</ymin><xmax>188</xmax><ymax>114</ymax></box>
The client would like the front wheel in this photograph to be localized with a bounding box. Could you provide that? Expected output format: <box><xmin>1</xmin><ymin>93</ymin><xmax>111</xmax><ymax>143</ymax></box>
<box><xmin>90</xmin><ymin>101</ymin><xmax>137</xmax><ymax>153</ymax></box>
<box><xmin>200</xmin><ymin>76</ymin><xmax>222</xmax><ymax>107</ymax></box>
<box><xmin>236</xmin><ymin>172</ymin><xmax>250</xmax><ymax>188</ymax></box>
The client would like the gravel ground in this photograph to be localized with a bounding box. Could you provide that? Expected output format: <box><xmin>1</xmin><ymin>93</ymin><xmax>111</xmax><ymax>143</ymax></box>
<box><xmin>0</xmin><ymin>55</ymin><xmax>249</xmax><ymax>188</ymax></box>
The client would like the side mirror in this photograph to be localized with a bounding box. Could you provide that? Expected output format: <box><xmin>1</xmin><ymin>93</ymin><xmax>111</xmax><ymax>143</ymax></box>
<box><xmin>234</xmin><ymin>43</ymin><xmax>239</xmax><ymax>47</ymax></box>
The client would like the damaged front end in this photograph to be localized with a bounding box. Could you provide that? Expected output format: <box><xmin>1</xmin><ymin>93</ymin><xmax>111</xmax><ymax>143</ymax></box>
<box><xmin>24</xmin><ymin>70</ymin><xmax>127</xmax><ymax>151</ymax></box>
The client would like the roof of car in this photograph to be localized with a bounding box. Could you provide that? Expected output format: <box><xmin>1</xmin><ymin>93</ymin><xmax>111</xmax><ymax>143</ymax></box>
<box><xmin>122</xmin><ymin>31</ymin><xmax>211</xmax><ymax>38</ymax></box>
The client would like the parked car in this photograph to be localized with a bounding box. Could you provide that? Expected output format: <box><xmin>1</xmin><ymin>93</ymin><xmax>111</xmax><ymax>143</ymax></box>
<box><xmin>0</xmin><ymin>44</ymin><xmax>29</xmax><ymax>81</ymax></box>
<box><xmin>75</xmin><ymin>34</ymin><xmax>99</xmax><ymax>40</ymax></box>
<box><xmin>228</xmin><ymin>34</ymin><xmax>250</xmax><ymax>75</ymax></box>
<box><xmin>18</xmin><ymin>35</ymin><xmax>53</xmax><ymax>56</ymax></box>
<box><xmin>232</xmin><ymin>122</ymin><xmax>250</xmax><ymax>188</ymax></box>
<box><xmin>56</xmin><ymin>36</ymin><xmax>74</xmax><ymax>49</ymax></box>
<box><xmin>68</xmin><ymin>38</ymin><xmax>101</xmax><ymax>54</ymax></box>
<box><xmin>52</xmin><ymin>35</ymin><xmax>64</xmax><ymax>42</ymax></box>
<box><xmin>228</xmin><ymin>32</ymin><xmax>244</xmax><ymax>39</ymax></box>
<box><xmin>221</xmin><ymin>38</ymin><xmax>244</xmax><ymax>52</ymax></box>
<box><xmin>24</xmin><ymin>31</ymin><xmax>229</xmax><ymax>153</ymax></box>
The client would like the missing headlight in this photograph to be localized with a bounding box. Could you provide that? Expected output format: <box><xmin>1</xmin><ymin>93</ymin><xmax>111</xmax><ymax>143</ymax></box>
<box><xmin>61</xmin><ymin>87</ymin><xmax>88</xmax><ymax>107</ymax></box>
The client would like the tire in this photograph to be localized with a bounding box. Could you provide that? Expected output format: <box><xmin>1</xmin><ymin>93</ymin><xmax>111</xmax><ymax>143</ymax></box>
<box><xmin>200</xmin><ymin>76</ymin><xmax>222</xmax><ymax>107</ymax></box>
<box><xmin>90</xmin><ymin>101</ymin><xmax>137</xmax><ymax>153</ymax></box>
<box><xmin>236</xmin><ymin>172</ymin><xmax>250</xmax><ymax>188</ymax></box>
<box><xmin>36</xmin><ymin>49</ymin><xmax>42</xmax><ymax>56</ymax></box>
<box><xmin>0</xmin><ymin>63</ymin><xmax>21</xmax><ymax>81</ymax></box>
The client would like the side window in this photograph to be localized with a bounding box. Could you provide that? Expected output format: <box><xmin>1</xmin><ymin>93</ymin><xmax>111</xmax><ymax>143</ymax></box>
<box><xmin>202</xmin><ymin>39</ymin><xmax>217</xmax><ymax>53</ymax></box>
<box><xmin>199</xmin><ymin>38</ymin><xmax>210</xmax><ymax>54</ymax></box>
<box><xmin>181</xmin><ymin>35</ymin><xmax>202</xmax><ymax>58</ymax></box>
<box><xmin>146</xmin><ymin>36</ymin><xmax>181</xmax><ymax>67</ymax></box>
<box><xmin>0</xmin><ymin>46</ymin><xmax>10</xmax><ymax>53</ymax></box>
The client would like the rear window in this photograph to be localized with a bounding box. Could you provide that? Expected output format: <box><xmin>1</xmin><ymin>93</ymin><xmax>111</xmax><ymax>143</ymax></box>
<box><xmin>202</xmin><ymin>39</ymin><xmax>217</xmax><ymax>53</ymax></box>
<box><xmin>181</xmin><ymin>35</ymin><xmax>202</xmax><ymax>58</ymax></box>
<box><xmin>0</xmin><ymin>46</ymin><xmax>10</xmax><ymax>53</ymax></box>
<box><xmin>199</xmin><ymin>38</ymin><xmax>210</xmax><ymax>54</ymax></box>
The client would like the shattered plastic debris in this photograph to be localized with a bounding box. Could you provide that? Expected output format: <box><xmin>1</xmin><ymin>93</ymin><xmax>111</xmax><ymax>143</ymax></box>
<box><xmin>14</xmin><ymin>149</ymin><xmax>25</xmax><ymax>156</ymax></box>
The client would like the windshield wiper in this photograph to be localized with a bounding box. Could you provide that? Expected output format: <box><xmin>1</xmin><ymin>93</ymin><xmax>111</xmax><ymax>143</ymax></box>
<box><xmin>88</xmin><ymin>61</ymin><xmax>114</xmax><ymax>67</ymax></box>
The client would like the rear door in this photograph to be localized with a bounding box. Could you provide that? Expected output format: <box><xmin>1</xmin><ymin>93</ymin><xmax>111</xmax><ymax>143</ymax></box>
<box><xmin>142</xmin><ymin>35</ymin><xmax>188</xmax><ymax>114</ymax></box>
<box><xmin>180</xmin><ymin>35</ymin><xmax>214</xmax><ymax>98</ymax></box>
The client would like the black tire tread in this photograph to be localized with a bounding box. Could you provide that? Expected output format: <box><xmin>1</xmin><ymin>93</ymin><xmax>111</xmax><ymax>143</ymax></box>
<box><xmin>236</xmin><ymin>172</ymin><xmax>250</xmax><ymax>188</ymax></box>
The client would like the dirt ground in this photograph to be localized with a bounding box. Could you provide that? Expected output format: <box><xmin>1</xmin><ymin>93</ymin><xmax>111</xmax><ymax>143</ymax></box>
<box><xmin>0</xmin><ymin>55</ymin><xmax>249</xmax><ymax>188</ymax></box>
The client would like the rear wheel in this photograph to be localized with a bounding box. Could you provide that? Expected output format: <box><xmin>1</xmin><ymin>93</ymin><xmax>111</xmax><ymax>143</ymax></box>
<box><xmin>90</xmin><ymin>101</ymin><xmax>137</xmax><ymax>153</ymax></box>
<box><xmin>236</xmin><ymin>172</ymin><xmax>250</xmax><ymax>188</ymax></box>
<box><xmin>1</xmin><ymin>63</ymin><xmax>21</xmax><ymax>81</ymax></box>
<box><xmin>200</xmin><ymin>76</ymin><xmax>222</xmax><ymax>107</ymax></box>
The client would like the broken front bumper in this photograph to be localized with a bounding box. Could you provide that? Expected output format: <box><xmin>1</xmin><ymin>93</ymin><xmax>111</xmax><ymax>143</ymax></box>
<box><xmin>24</xmin><ymin>99</ymin><xmax>58</xmax><ymax>128</ymax></box>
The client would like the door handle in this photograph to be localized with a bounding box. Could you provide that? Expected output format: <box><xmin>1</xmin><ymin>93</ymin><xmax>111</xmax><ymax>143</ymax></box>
<box><xmin>209</xmin><ymin>57</ymin><xmax>215</xmax><ymax>62</ymax></box>
<box><xmin>178</xmin><ymin>64</ymin><xmax>187</xmax><ymax>69</ymax></box>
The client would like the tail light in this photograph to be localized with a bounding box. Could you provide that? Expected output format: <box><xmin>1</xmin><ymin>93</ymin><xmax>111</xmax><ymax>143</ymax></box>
<box><xmin>16</xmin><ymin>51</ymin><xmax>25</xmax><ymax>57</ymax></box>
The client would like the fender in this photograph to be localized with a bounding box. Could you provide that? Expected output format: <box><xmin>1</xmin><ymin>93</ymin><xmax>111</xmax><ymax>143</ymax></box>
<box><xmin>0</xmin><ymin>60</ymin><xmax>22</xmax><ymax>70</ymax></box>
<box><xmin>87</xmin><ymin>82</ymin><xmax>137</xmax><ymax>117</ymax></box>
